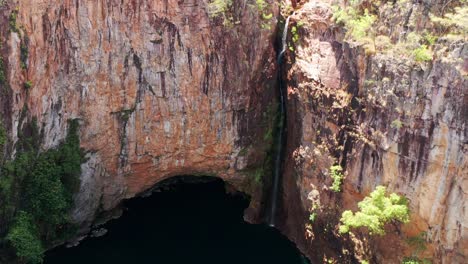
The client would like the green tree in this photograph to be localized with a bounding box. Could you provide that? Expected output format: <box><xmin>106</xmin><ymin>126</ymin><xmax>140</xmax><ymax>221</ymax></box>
<box><xmin>6</xmin><ymin>211</ymin><xmax>44</xmax><ymax>264</ymax></box>
<box><xmin>2</xmin><ymin>119</ymin><xmax>84</xmax><ymax>263</ymax></box>
<box><xmin>22</xmin><ymin>150</ymin><xmax>70</xmax><ymax>230</ymax></box>
<box><xmin>339</xmin><ymin>185</ymin><xmax>410</xmax><ymax>235</ymax></box>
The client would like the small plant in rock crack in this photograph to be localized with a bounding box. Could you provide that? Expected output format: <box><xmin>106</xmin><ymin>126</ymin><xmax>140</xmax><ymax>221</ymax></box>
<box><xmin>391</xmin><ymin>119</ymin><xmax>404</xmax><ymax>129</ymax></box>
<box><xmin>309</xmin><ymin>212</ymin><xmax>317</xmax><ymax>223</ymax></box>
<box><xmin>24</xmin><ymin>80</ymin><xmax>33</xmax><ymax>89</ymax></box>
<box><xmin>329</xmin><ymin>165</ymin><xmax>344</xmax><ymax>192</ymax></box>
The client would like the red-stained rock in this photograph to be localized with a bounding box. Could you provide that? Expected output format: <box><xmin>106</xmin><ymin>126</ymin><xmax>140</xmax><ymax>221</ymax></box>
<box><xmin>280</xmin><ymin>0</ymin><xmax>467</xmax><ymax>263</ymax></box>
<box><xmin>0</xmin><ymin>0</ymin><xmax>278</xmax><ymax>231</ymax></box>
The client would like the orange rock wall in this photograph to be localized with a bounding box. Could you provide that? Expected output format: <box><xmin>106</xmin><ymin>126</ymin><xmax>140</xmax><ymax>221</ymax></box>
<box><xmin>279</xmin><ymin>1</ymin><xmax>467</xmax><ymax>263</ymax></box>
<box><xmin>0</xmin><ymin>0</ymin><xmax>278</xmax><ymax>227</ymax></box>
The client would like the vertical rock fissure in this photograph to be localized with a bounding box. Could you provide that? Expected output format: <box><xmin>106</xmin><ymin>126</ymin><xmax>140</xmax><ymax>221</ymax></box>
<box><xmin>268</xmin><ymin>14</ymin><xmax>293</xmax><ymax>227</ymax></box>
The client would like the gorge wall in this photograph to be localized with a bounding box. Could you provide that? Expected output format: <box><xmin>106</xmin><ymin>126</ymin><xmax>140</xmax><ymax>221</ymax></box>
<box><xmin>278</xmin><ymin>0</ymin><xmax>467</xmax><ymax>263</ymax></box>
<box><xmin>0</xmin><ymin>0</ymin><xmax>466</xmax><ymax>263</ymax></box>
<box><xmin>0</xmin><ymin>0</ymin><xmax>278</xmax><ymax>234</ymax></box>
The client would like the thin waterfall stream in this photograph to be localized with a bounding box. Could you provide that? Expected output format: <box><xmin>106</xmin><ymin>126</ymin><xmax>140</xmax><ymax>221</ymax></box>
<box><xmin>268</xmin><ymin>14</ymin><xmax>293</xmax><ymax>227</ymax></box>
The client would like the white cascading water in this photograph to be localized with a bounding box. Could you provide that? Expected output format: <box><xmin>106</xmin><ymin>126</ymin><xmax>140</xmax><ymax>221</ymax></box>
<box><xmin>269</xmin><ymin>14</ymin><xmax>293</xmax><ymax>227</ymax></box>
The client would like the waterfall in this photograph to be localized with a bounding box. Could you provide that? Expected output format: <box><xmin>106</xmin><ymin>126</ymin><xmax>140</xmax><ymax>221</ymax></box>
<box><xmin>278</xmin><ymin>15</ymin><xmax>293</xmax><ymax>62</ymax></box>
<box><xmin>268</xmin><ymin>14</ymin><xmax>293</xmax><ymax>227</ymax></box>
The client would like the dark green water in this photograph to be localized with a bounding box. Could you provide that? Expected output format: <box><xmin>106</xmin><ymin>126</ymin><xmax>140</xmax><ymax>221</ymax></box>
<box><xmin>45</xmin><ymin>177</ymin><xmax>308</xmax><ymax>264</ymax></box>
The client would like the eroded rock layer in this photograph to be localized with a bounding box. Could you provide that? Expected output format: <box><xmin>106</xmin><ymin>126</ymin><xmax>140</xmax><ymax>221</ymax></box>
<box><xmin>279</xmin><ymin>1</ymin><xmax>467</xmax><ymax>263</ymax></box>
<box><xmin>0</xmin><ymin>0</ymin><xmax>278</xmax><ymax>229</ymax></box>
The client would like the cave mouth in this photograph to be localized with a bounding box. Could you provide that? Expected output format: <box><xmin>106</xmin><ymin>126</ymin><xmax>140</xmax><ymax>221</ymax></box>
<box><xmin>44</xmin><ymin>176</ymin><xmax>309</xmax><ymax>264</ymax></box>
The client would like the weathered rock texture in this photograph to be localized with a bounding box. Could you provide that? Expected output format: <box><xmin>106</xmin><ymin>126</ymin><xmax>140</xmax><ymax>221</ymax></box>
<box><xmin>0</xmin><ymin>0</ymin><xmax>278</xmax><ymax>230</ymax></box>
<box><xmin>1</xmin><ymin>0</ymin><xmax>466</xmax><ymax>263</ymax></box>
<box><xmin>278</xmin><ymin>0</ymin><xmax>467</xmax><ymax>263</ymax></box>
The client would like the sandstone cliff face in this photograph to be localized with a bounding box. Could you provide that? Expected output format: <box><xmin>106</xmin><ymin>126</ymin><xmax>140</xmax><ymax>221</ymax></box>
<box><xmin>1</xmin><ymin>0</ymin><xmax>466</xmax><ymax>263</ymax></box>
<box><xmin>279</xmin><ymin>0</ymin><xmax>467</xmax><ymax>263</ymax></box>
<box><xmin>0</xmin><ymin>0</ymin><xmax>278</xmax><ymax>230</ymax></box>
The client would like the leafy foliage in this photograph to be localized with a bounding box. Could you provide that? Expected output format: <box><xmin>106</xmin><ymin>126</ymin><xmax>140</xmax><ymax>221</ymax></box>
<box><xmin>339</xmin><ymin>186</ymin><xmax>410</xmax><ymax>235</ymax></box>
<box><xmin>2</xmin><ymin>119</ymin><xmax>84</xmax><ymax>262</ymax></box>
<box><xmin>430</xmin><ymin>6</ymin><xmax>468</xmax><ymax>39</ymax></box>
<box><xmin>20</xmin><ymin>38</ymin><xmax>29</xmax><ymax>70</ymax></box>
<box><xmin>331</xmin><ymin>0</ymin><xmax>465</xmax><ymax>63</ymax></box>
<box><xmin>406</xmin><ymin>232</ymin><xmax>427</xmax><ymax>253</ymax></box>
<box><xmin>0</xmin><ymin>122</ymin><xmax>6</xmax><ymax>147</ymax></box>
<box><xmin>346</xmin><ymin>10</ymin><xmax>375</xmax><ymax>42</ymax></box>
<box><xmin>6</xmin><ymin>211</ymin><xmax>44</xmax><ymax>264</ymax></box>
<box><xmin>258</xmin><ymin>0</ymin><xmax>273</xmax><ymax>30</ymax></box>
<box><xmin>207</xmin><ymin>0</ymin><xmax>232</xmax><ymax>17</ymax></box>
<box><xmin>24</xmin><ymin>80</ymin><xmax>32</xmax><ymax>89</ymax></box>
<box><xmin>262</xmin><ymin>12</ymin><xmax>273</xmax><ymax>20</ymax></box>
<box><xmin>402</xmin><ymin>257</ymin><xmax>432</xmax><ymax>264</ymax></box>
<box><xmin>0</xmin><ymin>56</ymin><xmax>6</xmax><ymax>86</ymax></box>
<box><xmin>329</xmin><ymin>165</ymin><xmax>344</xmax><ymax>192</ymax></box>
<box><xmin>255</xmin><ymin>0</ymin><xmax>267</xmax><ymax>12</ymax></box>
<box><xmin>413</xmin><ymin>45</ymin><xmax>433</xmax><ymax>62</ymax></box>
<box><xmin>291</xmin><ymin>26</ymin><xmax>299</xmax><ymax>43</ymax></box>
<box><xmin>309</xmin><ymin>212</ymin><xmax>317</xmax><ymax>223</ymax></box>
<box><xmin>333</xmin><ymin>3</ymin><xmax>376</xmax><ymax>47</ymax></box>
<box><xmin>207</xmin><ymin>0</ymin><xmax>233</xmax><ymax>26</ymax></box>
<box><xmin>391</xmin><ymin>119</ymin><xmax>404</xmax><ymax>129</ymax></box>
<box><xmin>9</xmin><ymin>9</ymin><xmax>20</xmax><ymax>33</ymax></box>
<box><xmin>404</xmin><ymin>232</ymin><xmax>431</xmax><ymax>263</ymax></box>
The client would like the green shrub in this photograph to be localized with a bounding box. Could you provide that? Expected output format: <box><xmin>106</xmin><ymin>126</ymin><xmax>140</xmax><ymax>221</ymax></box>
<box><xmin>2</xmin><ymin>119</ymin><xmax>84</xmax><ymax>263</ymax></box>
<box><xmin>255</xmin><ymin>0</ymin><xmax>267</xmax><ymax>12</ymax></box>
<box><xmin>339</xmin><ymin>185</ymin><xmax>410</xmax><ymax>235</ymax></box>
<box><xmin>347</xmin><ymin>10</ymin><xmax>375</xmax><ymax>42</ymax></box>
<box><xmin>22</xmin><ymin>150</ymin><xmax>72</xmax><ymax>227</ymax></box>
<box><xmin>402</xmin><ymin>257</ymin><xmax>432</xmax><ymax>264</ymax></box>
<box><xmin>333</xmin><ymin>4</ymin><xmax>376</xmax><ymax>42</ymax></box>
<box><xmin>0</xmin><ymin>166</ymin><xmax>14</xmax><ymax>219</ymax></box>
<box><xmin>375</xmin><ymin>35</ymin><xmax>392</xmax><ymax>51</ymax></box>
<box><xmin>20</xmin><ymin>40</ymin><xmax>29</xmax><ymax>70</ymax></box>
<box><xmin>6</xmin><ymin>211</ymin><xmax>44</xmax><ymax>264</ymax></box>
<box><xmin>330</xmin><ymin>165</ymin><xmax>344</xmax><ymax>192</ymax></box>
<box><xmin>252</xmin><ymin>167</ymin><xmax>263</xmax><ymax>184</ymax></box>
<box><xmin>262</xmin><ymin>12</ymin><xmax>273</xmax><ymax>20</ymax></box>
<box><xmin>23</xmin><ymin>120</ymin><xmax>83</xmax><ymax>226</ymax></box>
<box><xmin>207</xmin><ymin>0</ymin><xmax>232</xmax><ymax>17</ymax></box>
<box><xmin>402</xmin><ymin>259</ymin><xmax>419</xmax><ymax>264</ymax></box>
<box><xmin>413</xmin><ymin>45</ymin><xmax>432</xmax><ymax>62</ymax></box>
<box><xmin>207</xmin><ymin>0</ymin><xmax>233</xmax><ymax>26</ymax></box>
<box><xmin>0</xmin><ymin>122</ymin><xmax>6</xmax><ymax>147</ymax></box>
<box><xmin>309</xmin><ymin>212</ymin><xmax>317</xmax><ymax>223</ymax></box>
<box><xmin>430</xmin><ymin>6</ymin><xmax>468</xmax><ymax>38</ymax></box>
<box><xmin>291</xmin><ymin>26</ymin><xmax>300</xmax><ymax>43</ymax></box>
<box><xmin>0</xmin><ymin>57</ymin><xmax>6</xmax><ymax>86</ymax></box>
<box><xmin>391</xmin><ymin>119</ymin><xmax>404</xmax><ymax>129</ymax></box>
<box><xmin>9</xmin><ymin>9</ymin><xmax>20</xmax><ymax>33</ymax></box>
<box><xmin>406</xmin><ymin>232</ymin><xmax>427</xmax><ymax>253</ymax></box>
<box><xmin>423</xmin><ymin>33</ymin><xmax>438</xmax><ymax>46</ymax></box>
<box><xmin>24</xmin><ymin>80</ymin><xmax>32</xmax><ymax>89</ymax></box>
